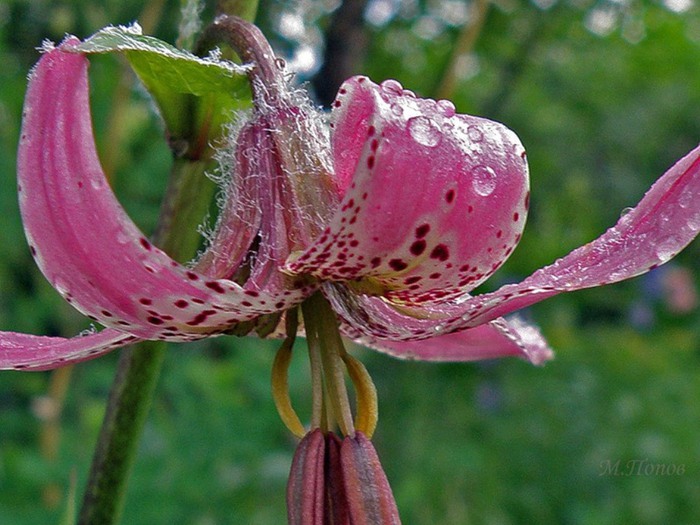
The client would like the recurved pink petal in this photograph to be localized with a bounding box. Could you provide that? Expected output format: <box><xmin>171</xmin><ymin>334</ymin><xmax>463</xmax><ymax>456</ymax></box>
<box><xmin>18</xmin><ymin>41</ymin><xmax>312</xmax><ymax>341</ymax></box>
<box><xmin>0</xmin><ymin>329</ymin><xmax>138</xmax><ymax>371</ymax></box>
<box><xmin>354</xmin><ymin>317</ymin><xmax>552</xmax><ymax>365</ymax></box>
<box><xmin>194</xmin><ymin>123</ymin><xmax>263</xmax><ymax>280</ymax></box>
<box><xmin>325</xmin><ymin>283</ymin><xmax>550</xmax><ymax>364</ymax></box>
<box><xmin>327</xmin><ymin>143</ymin><xmax>700</xmax><ymax>352</ymax></box>
<box><xmin>286</xmin><ymin>76</ymin><xmax>529</xmax><ymax>305</ymax></box>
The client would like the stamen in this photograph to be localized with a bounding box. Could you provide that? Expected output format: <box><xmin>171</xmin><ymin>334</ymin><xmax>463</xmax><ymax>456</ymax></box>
<box><xmin>341</xmin><ymin>351</ymin><xmax>378</xmax><ymax>438</ymax></box>
<box><xmin>271</xmin><ymin>311</ymin><xmax>305</xmax><ymax>438</ymax></box>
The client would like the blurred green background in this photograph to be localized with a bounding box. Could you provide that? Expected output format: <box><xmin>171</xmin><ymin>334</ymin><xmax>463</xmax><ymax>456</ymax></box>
<box><xmin>2</xmin><ymin>0</ymin><xmax>700</xmax><ymax>523</ymax></box>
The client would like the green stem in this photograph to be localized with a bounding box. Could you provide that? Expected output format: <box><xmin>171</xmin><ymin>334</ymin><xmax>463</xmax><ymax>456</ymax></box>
<box><xmin>433</xmin><ymin>0</ymin><xmax>489</xmax><ymax>101</ymax></box>
<box><xmin>78</xmin><ymin>157</ymin><xmax>215</xmax><ymax>525</ymax></box>
<box><xmin>78</xmin><ymin>7</ymin><xmax>260</xmax><ymax>523</ymax></box>
<box><xmin>77</xmin><ymin>341</ymin><xmax>166</xmax><ymax>525</ymax></box>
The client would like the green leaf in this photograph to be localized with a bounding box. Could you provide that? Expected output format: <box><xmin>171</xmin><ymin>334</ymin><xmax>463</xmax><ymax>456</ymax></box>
<box><xmin>72</xmin><ymin>24</ymin><xmax>252</xmax><ymax>152</ymax></box>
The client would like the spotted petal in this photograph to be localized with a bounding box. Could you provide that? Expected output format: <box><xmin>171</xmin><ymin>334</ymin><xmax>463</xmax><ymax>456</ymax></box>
<box><xmin>346</xmin><ymin>315</ymin><xmax>552</xmax><ymax>365</ymax></box>
<box><xmin>326</xmin><ymin>142</ymin><xmax>700</xmax><ymax>353</ymax></box>
<box><xmin>17</xmin><ymin>41</ymin><xmax>312</xmax><ymax>342</ymax></box>
<box><xmin>286</xmin><ymin>76</ymin><xmax>529</xmax><ymax>305</ymax></box>
<box><xmin>0</xmin><ymin>329</ymin><xmax>138</xmax><ymax>371</ymax></box>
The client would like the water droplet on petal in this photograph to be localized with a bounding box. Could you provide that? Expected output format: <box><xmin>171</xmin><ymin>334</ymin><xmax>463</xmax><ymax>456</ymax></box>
<box><xmin>467</xmin><ymin>126</ymin><xmax>484</xmax><ymax>143</ymax></box>
<box><xmin>91</xmin><ymin>178</ymin><xmax>104</xmax><ymax>190</ymax></box>
<box><xmin>472</xmin><ymin>165</ymin><xmax>497</xmax><ymax>196</ymax></box>
<box><xmin>655</xmin><ymin>237</ymin><xmax>679</xmax><ymax>263</ymax></box>
<box><xmin>687</xmin><ymin>211</ymin><xmax>700</xmax><ymax>232</ymax></box>
<box><xmin>679</xmin><ymin>189</ymin><xmax>693</xmax><ymax>208</ymax></box>
<box><xmin>437</xmin><ymin>99</ymin><xmax>456</xmax><ymax>117</ymax></box>
<box><xmin>53</xmin><ymin>278</ymin><xmax>69</xmax><ymax>297</ymax></box>
<box><xmin>380</xmin><ymin>79</ymin><xmax>404</xmax><ymax>95</ymax></box>
<box><xmin>116</xmin><ymin>230</ymin><xmax>131</xmax><ymax>245</ymax></box>
<box><xmin>390</xmin><ymin>102</ymin><xmax>404</xmax><ymax>116</ymax></box>
<box><xmin>619</xmin><ymin>207</ymin><xmax>634</xmax><ymax>225</ymax></box>
<box><xmin>407</xmin><ymin>116</ymin><xmax>441</xmax><ymax>147</ymax></box>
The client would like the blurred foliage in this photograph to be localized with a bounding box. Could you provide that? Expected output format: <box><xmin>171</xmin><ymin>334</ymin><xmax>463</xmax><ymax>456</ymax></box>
<box><xmin>2</xmin><ymin>0</ymin><xmax>700</xmax><ymax>523</ymax></box>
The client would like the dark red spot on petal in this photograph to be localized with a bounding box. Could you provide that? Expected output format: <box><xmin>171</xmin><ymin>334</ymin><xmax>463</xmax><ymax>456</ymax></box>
<box><xmin>174</xmin><ymin>300</ymin><xmax>189</xmax><ymax>308</ymax></box>
<box><xmin>139</xmin><ymin>298</ymin><xmax>153</xmax><ymax>306</ymax></box>
<box><xmin>430</xmin><ymin>244</ymin><xmax>450</xmax><ymax>261</ymax></box>
<box><xmin>367</xmin><ymin>156</ymin><xmax>375</xmax><ymax>169</ymax></box>
<box><xmin>147</xmin><ymin>316</ymin><xmax>164</xmax><ymax>325</ymax></box>
<box><xmin>415</xmin><ymin>224</ymin><xmax>430</xmax><ymax>239</ymax></box>
<box><xmin>513</xmin><ymin>212</ymin><xmax>519</xmax><ymax>222</ymax></box>
<box><xmin>186</xmin><ymin>271</ymin><xmax>199</xmax><ymax>281</ymax></box>
<box><xmin>410</xmin><ymin>240</ymin><xmax>426</xmax><ymax>256</ymax></box>
<box><xmin>389</xmin><ymin>259</ymin><xmax>408</xmax><ymax>271</ymax></box>
<box><xmin>371</xmin><ymin>257</ymin><xmax>381</xmax><ymax>268</ymax></box>
<box><xmin>445</xmin><ymin>189</ymin><xmax>455</xmax><ymax>203</ymax></box>
<box><xmin>205</xmin><ymin>281</ymin><xmax>226</xmax><ymax>294</ymax></box>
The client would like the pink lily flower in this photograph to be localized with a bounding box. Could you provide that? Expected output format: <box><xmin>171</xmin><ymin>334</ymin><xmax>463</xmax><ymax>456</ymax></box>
<box><xmin>3</xmin><ymin>29</ymin><xmax>700</xmax><ymax>372</ymax></box>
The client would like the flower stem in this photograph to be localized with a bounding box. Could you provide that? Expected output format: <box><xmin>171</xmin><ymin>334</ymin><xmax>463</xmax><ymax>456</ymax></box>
<box><xmin>78</xmin><ymin>341</ymin><xmax>166</xmax><ymax>525</ymax></box>
<box><xmin>78</xmin><ymin>156</ymin><xmax>215</xmax><ymax>524</ymax></box>
<box><xmin>78</xmin><ymin>4</ymin><xmax>260</xmax><ymax>523</ymax></box>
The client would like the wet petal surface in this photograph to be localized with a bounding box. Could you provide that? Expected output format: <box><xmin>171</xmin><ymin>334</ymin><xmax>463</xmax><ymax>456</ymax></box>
<box><xmin>287</xmin><ymin>76</ymin><xmax>529</xmax><ymax>305</ymax></box>
<box><xmin>17</xmin><ymin>43</ymin><xmax>313</xmax><ymax>341</ymax></box>
<box><xmin>354</xmin><ymin>317</ymin><xmax>552</xmax><ymax>365</ymax></box>
<box><xmin>0</xmin><ymin>329</ymin><xmax>138</xmax><ymax>371</ymax></box>
<box><xmin>325</xmin><ymin>142</ymin><xmax>700</xmax><ymax>353</ymax></box>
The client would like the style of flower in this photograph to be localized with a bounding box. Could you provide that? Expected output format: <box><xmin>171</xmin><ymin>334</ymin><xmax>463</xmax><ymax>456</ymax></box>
<box><xmin>2</xmin><ymin>15</ymin><xmax>700</xmax><ymax>377</ymax></box>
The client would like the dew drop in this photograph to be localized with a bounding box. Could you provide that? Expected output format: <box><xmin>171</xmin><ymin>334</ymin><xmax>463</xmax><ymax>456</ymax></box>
<box><xmin>53</xmin><ymin>278</ymin><xmax>69</xmax><ymax>297</ymax></box>
<box><xmin>390</xmin><ymin>102</ymin><xmax>404</xmax><ymax>116</ymax></box>
<box><xmin>116</xmin><ymin>230</ymin><xmax>131</xmax><ymax>245</ymax></box>
<box><xmin>678</xmin><ymin>189</ymin><xmax>693</xmax><ymax>209</ymax></box>
<box><xmin>467</xmin><ymin>126</ymin><xmax>484</xmax><ymax>143</ymax></box>
<box><xmin>408</xmin><ymin>116</ymin><xmax>441</xmax><ymax>147</ymax></box>
<box><xmin>437</xmin><ymin>99</ymin><xmax>456</xmax><ymax>117</ymax></box>
<box><xmin>619</xmin><ymin>206</ymin><xmax>634</xmax><ymax>225</ymax></box>
<box><xmin>687</xmin><ymin>211</ymin><xmax>700</xmax><ymax>232</ymax></box>
<box><xmin>91</xmin><ymin>177</ymin><xmax>105</xmax><ymax>190</ymax></box>
<box><xmin>380</xmin><ymin>79</ymin><xmax>404</xmax><ymax>95</ymax></box>
<box><xmin>654</xmin><ymin>237</ymin><xmax>679</xmax><ymax>263</ymax></box>
<box><xmin>472</xmin><ymin>165</ymin><xmax>497</xmax><ymax>196</ymax></box>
